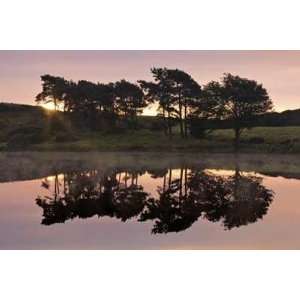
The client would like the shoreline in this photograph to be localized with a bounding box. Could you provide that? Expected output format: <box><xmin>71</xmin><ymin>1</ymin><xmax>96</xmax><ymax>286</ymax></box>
<box><xmin>1</xmin><ymin>151</ymin><xmax>300</xmax><ymax>184</ymax></box>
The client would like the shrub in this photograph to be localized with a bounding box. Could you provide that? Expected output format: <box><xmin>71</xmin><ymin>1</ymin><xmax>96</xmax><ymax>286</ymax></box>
<box><xmin>7</xmin><ymin>126</ymin><xmax>46</xmax><ymax>148</ymax></box>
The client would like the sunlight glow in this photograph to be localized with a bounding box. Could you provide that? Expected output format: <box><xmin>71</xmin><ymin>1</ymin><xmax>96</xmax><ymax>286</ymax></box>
<box><xmin>41</xmin><ymin>102</ymin><xmax>56</xmax><ymax>111</ymax></box>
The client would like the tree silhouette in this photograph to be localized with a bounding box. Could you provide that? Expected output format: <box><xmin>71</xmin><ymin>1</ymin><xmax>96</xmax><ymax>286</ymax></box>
<box><xmin>35</xmin><ymin>163</ymin><xmax>275</xmax><ymax>233</ymax></box>
<box><xmin>63</xmin><ymin>80</ymin><xmax>79</xmax><ymax>113</ymax></box>
<box><xmin>164</xmin><ymin>69</ymin><xmax>201</xmax><ymax>138</ymax></box>
<box><xmin>140</xmin><ymin>68</ymin><xmax>176</xmax><ymax>137</ymax></box>
<box><xmin>140</xmin><ymin>168</ymin><xmax>202</xmax><ymax>233</ymax></box>
<box><xmin>221</xmin><ymin>168</ymin><xmax>274</xmax><ymax>229</ymax></box>
<box><xmin>140</xmin><ymin>68</ymin><xmax>201</xmax><ymax>138</ymax></box>
<box><xmin>139</xmin><ymin>166</ymin><xmax>274</xmax><ymax>233</ymax></box>
<box><xmin>202</xmin><ymin>73</ymin><xmax>273</xmax><ymax>149</ymax></box>
<box><xmin>35</xmin><ymin>70</ymin><xmax>274</xmax><ymax>143</ymax></box>
<box><xmin>36</xmin><ymin>170</ymin><xmax>148</xmax><ymax>225</ymax></box>
<box><xmin>139</xmin><ymin>79</ymin><xmax>168</xmax><ymax>134</ymax></box>
<box><xmin>76</xmin><ymin>80</ymin><xmax>101</xmax><ymax>130</ymax></box>
<box><xmin>196</xmin><ymin>167</ymin><xmax>274</xmax><ymax>229</ymax></box>
<box><xmin>114</xmin><ymin>80</ymin><xmax>146</xmax><ymax>129</ymax></box>
<box><xmin>36</xmin><ymin>75</ymin><xmax>68</xmax><ymax>111</ymax></box>
<box><xmin>193</xmin><ymin>81</ymin><xmax>225</xmax><ymax>119</ymax></box>
<box><xmin>96</xmin><ymin>83</ymin><xmax>116</xmax><ymax>127</ymax></box>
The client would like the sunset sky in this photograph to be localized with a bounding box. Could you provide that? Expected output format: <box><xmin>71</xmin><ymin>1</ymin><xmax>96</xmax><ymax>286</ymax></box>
<box><xmin>0</xmin><ymin>50</ymin><xmax>299</xmax><ymax>114</ymax></box>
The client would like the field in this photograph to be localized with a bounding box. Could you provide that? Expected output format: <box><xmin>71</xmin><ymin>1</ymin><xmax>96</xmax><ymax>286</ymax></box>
<box><xmin>1</xmin><ymin>103</ymin><xmax>300</xmax><ymax>153</ymax></box>
<box><xmin>30</xmin><ymin>126</ymin><xmax>300</xmax><ymax>153</ymax></box>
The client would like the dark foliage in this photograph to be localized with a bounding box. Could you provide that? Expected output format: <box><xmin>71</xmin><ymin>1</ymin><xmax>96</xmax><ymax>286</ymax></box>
<box><xmin>7</xmin><ymin>126</ymin><xmax>46</xmax><ymax>148</ymax></box>
<box><xmin>33</xmin><ymin>71</ymin><xmax>278</xmax><ymax>147</ymax></box>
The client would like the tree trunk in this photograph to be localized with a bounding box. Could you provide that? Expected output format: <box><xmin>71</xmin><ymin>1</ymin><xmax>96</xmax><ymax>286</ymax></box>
<box><xmin>184</xmin><ymin>100</ymin><xmax>188</xmax><ymax>138</ymax></box>
<box><xmin>167</xmin><ymin>111</ymin><xmax>172</xmax><ymax>139</ymax></box>
<box><xmin>234</xmin><ymin>127</ymin><xmax>241</xmax><ymax>152</ymax></box>
<box><xmin>184</xmin><ymin>167</ymin><xmax>187</xmax><ymax>196</ymax></box>
<box><xmin>168</xmin><ymin>169</ymin><xmax>172</xmax><ymax>187</ymax></box>
<box><xmin>54</xmin><ymin>98</ymin><xmax>58</xmax><ymax>111</ymax></box>
<box><xmin>179</xmin><ymin>105</ymin><xmax>184</xmax><ymax>138</ymax></box>
<box><xmin>179</xmin><ymin>168</ymin><xmax>183</xmax><ymax>197</ymax></box>
<box><xmin>179</xmin><ymin>100</ymin><xmax>184</xmax><ymax>138</ymax></box>
<box><xmin>162</xmin><ymin>107</ymin><xmax>168</xmax><ymax>136</ymax></box>
<box><xmin>125</xmin><ymin>171</ymin><xmax>128</xmax><ymax>188</ymax></box>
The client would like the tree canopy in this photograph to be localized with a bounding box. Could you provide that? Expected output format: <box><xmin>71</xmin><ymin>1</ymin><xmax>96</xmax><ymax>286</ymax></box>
<box><xmin>197</xmin><ymin>73</ymin><xmax>273</xmax><ymax>148</ymax></box>
<box><xmin>35</xmin><ymin>70</ymin><xmax>273</xmax><ymax>144</ymax></box>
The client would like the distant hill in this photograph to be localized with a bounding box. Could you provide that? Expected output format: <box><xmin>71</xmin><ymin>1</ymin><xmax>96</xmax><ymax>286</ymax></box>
<box><xmin>261</xmin><ymin>109</ymin><xmax>300</xmax><ymax>126</ymax></box>
<box><xmin>0</xmin><ymin>102</ymin><xmax>71</xmax><ymax>149</ymax></box>
<box><xmin>0</xmin><ymin>102</ymin><xmax>43</xmax><ymax>112</ymax></box>
<box><xmin>190</xmin><ymin>108</ymin><xmax>300</xmax><ymax>134</ymax></box>
<box><xmin>0</xmin><ymin>102</ymin><xmax>162</xmax><ymax>150</ymax></box>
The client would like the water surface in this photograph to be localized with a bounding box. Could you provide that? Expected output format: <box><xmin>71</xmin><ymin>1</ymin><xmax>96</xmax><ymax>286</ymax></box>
<box><xmin>1</xmin><ymin>152</ymin><xmax>300</xmax><ymax>249</ymax></box>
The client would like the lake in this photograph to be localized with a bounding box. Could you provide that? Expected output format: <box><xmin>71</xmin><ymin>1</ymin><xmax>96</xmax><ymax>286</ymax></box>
<box><xmin>0</xmin><ymin>152</ymin><xmax>300</xmax><ymax>249</ymax></box>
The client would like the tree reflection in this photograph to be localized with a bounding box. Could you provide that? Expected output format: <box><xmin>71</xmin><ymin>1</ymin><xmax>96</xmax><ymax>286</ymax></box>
<box><xmin>36</xmin><ymin>164</ymin><xmax>274</xmax><ymax>233</ymax></box>
<box><xmin>189</xmin><ymin>168</ymin><xmax>274</xmax><ymax>230</ymax></box>
<box><xmin>36</xmin><ymin>170</ymin><xmax>148</xmax><ymax>225</ymax></box>
<box><xmin>100</xmin><ymin>174</ymin><xmax>148</xmax><ymax>221</ymax></box>
<box><xmin>140</xmin><ymin>168</ymin><xmax>203</xmax><ymax>233</ymax></box>
<box><xmin>221</xmin><ymin>168</ymin><xmax>274</xmax><ymax>229</ymax></box>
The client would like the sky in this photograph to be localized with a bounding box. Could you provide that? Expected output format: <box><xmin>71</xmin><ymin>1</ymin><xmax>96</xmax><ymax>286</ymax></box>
<box><xmin>0</xmin><ymin>50</ymin><xmax>300</xmax><ymax>114</ymax></box>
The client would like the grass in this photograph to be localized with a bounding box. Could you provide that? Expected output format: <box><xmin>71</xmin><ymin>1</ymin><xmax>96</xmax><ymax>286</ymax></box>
<box><xmin>1</xmin><ymin>102</ymin><xmax>300</xmax><ymax>153</ymax></box>
<box><xmin>30</xmin><ymin>126</ymin><xmax>300</xmax><ymax>153</ymax></box>
<box><xmin>211</xmin><ymin>126</ymin><xmax>300</xmax><ymax>153</ymax></box>
<box><xmin>212</xmin><ymin>126</ymin><xmax>300</xmax><ymax>143</ymax></box>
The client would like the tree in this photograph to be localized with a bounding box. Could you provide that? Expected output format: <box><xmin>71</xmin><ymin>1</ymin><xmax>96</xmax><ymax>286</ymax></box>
<box><xmin>114</xmin><ymin>80</ymin><xmax>146</xmax><ymax>128</ymax></box>
<box><xmin>140</xmin><ymin>68</ymin><xmax>201</xmax><ymax>138</ymax></box>
<box><xmin>193</xmin><ymin>81</ymin><xmax>224</xmax><ymax>119</ymax></box>
<box><xmin>75</xmin><ymin>80</ymin><xmax>101</xmax><ymax>129</ymax></box>
<box><xmin>162</xmin><ymin>69</ymin><xmax>201</xmax><ymax>138</ymax></box>
<box><xmin>139</xmin><ymin>68</ymin><xmax>173</xmax><ymax>136</ymax></box>
<box><xmin>63</xmin><ymin>80</ymin><xmax>80</xmax><ymax>113</ymax></box>
<box><xmin>95</xmin><ymin>83</ymin><xmax>115</xmax><ymax>114</ymax></box>
<box><xmin>36</xmin><ymin>74</ymin><xmax>68</xmax><ymax>111</ymax></box>
<box><xmin>203</xmin><ymin>73</ymin><xmax>273</xmax><ymax>149</ymax></box>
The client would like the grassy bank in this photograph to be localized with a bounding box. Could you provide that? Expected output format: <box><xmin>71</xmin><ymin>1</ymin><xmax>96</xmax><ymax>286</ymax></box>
<box><xmin>1</xmin><ymin>103</ymin><xmax>300</xmax><ymax>153</ymax></box>
<box><xmin>29</xmin><ymin>126</ymin><xmax>300</xmax><ymax>153</ymax></box>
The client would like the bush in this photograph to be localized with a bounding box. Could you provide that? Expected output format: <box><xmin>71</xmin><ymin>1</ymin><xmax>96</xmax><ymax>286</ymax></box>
<box><xmin>7</xmin><ymin>126</ymin><xmax>46</xmax><ymax>148</ymax></box>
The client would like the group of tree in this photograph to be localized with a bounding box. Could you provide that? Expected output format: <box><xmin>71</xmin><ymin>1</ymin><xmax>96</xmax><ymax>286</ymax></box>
<box><xmin>191</xmin><ymin>73</ymin><xmax>273</xmax><ymax>148</ymax></box>
<box><xmin>36</xmin><ymin>70</ymin><xmax>273</xmax><ymax>145</ymax></box>
<box><xmin>139</xmin><ymin>68</ymin><xmax>202</xmax><ymax>138</ymax></box>
<box><xmin>36</xmin><ymin>75</ymin><xmax>147</xmax><ymax>130</ymax></box>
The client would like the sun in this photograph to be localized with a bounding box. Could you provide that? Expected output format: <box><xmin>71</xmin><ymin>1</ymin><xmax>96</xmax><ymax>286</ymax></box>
<box><xmin>40</xmin><ymin>102</ymin><xmax>64</xmax><ymax>111</ymax></box>
<box><xmin>41</xmin><ymin>102</ymin><xmax>56</xmax><ymax>111</ymax></box>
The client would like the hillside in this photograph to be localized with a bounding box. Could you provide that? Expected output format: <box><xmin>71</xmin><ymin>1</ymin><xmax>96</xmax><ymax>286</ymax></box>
<box><xmin>1</xmin><ymin>102</ymin><xmax>300</xmax><ymax>153</ymax></box>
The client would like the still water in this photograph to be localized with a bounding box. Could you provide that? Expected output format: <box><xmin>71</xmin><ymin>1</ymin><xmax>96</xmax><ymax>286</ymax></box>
<box><xmin>1</xmin><ymin>152</ymin><xmax>300</xmax><ymax>249</ymax></box>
